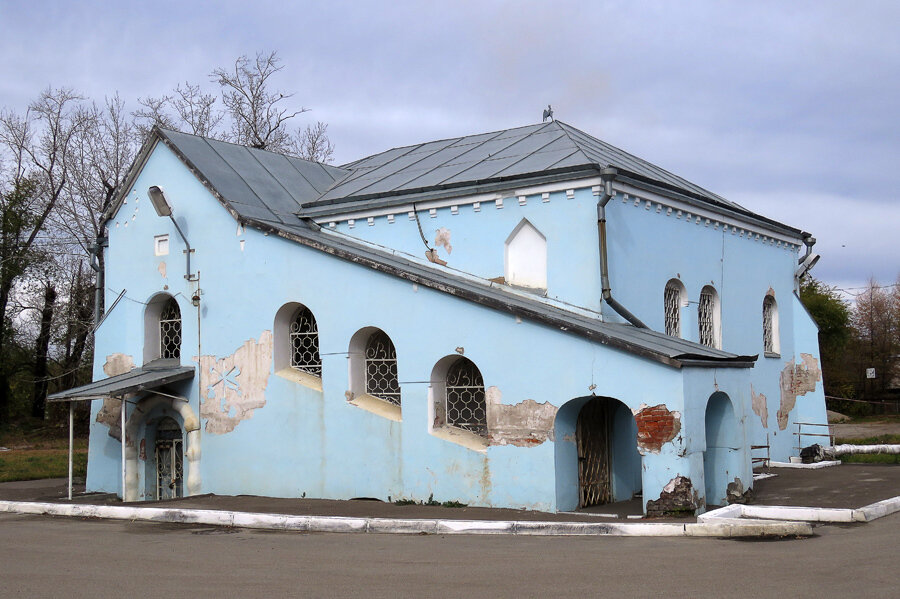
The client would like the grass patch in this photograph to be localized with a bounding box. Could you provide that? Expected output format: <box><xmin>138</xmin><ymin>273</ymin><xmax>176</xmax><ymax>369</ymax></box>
<box><xmin>841</xmin><ymin>454</ymin><xmax>900</xmax><ymax>464</ymax></box>
<box><xmin>0</xmin><ymin>449</ymin><xmax>88</xmax><ymax>483</ymax></box>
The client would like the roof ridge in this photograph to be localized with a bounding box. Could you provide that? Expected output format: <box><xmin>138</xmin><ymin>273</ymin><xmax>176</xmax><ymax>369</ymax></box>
<box><xmin>336</xmin><ymin>122</ymin><xmax>549</xmax><ymax>169</ymax></box>
<box><xmin>555</xmin><ymin>121</ymin><xmax>731</xmax><ymax>204</ymax></box>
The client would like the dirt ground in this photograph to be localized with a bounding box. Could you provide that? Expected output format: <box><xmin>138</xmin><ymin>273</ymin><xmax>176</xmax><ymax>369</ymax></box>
<box><xmin>829</xmin><ymin>420</ymin><xmax>900</xmax><ymax>440</ymax></box>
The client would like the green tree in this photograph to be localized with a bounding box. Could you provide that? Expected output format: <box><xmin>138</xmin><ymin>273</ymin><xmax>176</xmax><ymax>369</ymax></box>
<box><xmin>799</xmin><ymin>277</ymin><xmax>852</xmax><ymax>397</ymax></box>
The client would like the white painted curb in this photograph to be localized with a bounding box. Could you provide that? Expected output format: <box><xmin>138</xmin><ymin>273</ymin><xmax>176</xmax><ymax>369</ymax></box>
<box><xmin>769</xmin><ymin>460</ymin><xmax>841</xmax><ymax>469</ymax></box>
<box><xmin>698</xmin><ymin>495</ymin><xmax>900</xmax><ymax>524</ymax></box>
<box><xmin>0</xmin><ymin>500</ymin><xmax>812</xmax><ymax>538</ymax></box>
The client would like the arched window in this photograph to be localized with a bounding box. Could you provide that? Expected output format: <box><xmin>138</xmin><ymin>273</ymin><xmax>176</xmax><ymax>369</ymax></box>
<box><xmin>763</xmin><ymin>294</ymin><xmax>779</xmax><ymax>355</ymax></box>
<box><xmin>364</xmin><ymin>330</ymin><xmax>400</xmax><ymax>406</ymax></box>
<box><xmin>663</xmin><ymin>279</ymin><xmax>686</xmax><ymax>337</ymax></box>
<box><xmin>290</xmin><ymin>306</ymin><xmax>321</xmax><ymax>376</ymax></box>
<box><xmin>159</xmin><ymin>298</ymin><xmax>182</xmax><ymax>360</ymax></box>
<box><xmin>445</xmin><ymin>358</ymin><xmax>487</xmax><ymax>435</ymax></box>
<box><xmin>698</xmin><ymin>285</ymin><xmax>721</xmax><ymax>349</ymax></box>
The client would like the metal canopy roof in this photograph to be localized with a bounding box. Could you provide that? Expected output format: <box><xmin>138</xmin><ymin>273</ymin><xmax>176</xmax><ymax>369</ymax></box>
<box><xmin>47</xmin><ymin>361</ymin><xmax>195</xmax><ymax>402</ymax></box>
<box><xmin>301</xmin><ymin>120</ymin><xmax>746</xmax><ymax>216</ymax></box>
<box><xmin>139</xmin><ymin>127</ymin><xmax>760</xmax><ymax>369</ymax></box>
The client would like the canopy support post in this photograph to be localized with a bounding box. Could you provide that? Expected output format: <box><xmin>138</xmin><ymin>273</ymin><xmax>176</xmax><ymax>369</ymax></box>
<box><xmin>120</xmin><ymin>396</ymin><xmax>126</xmax><ymax>501</ymax></box>
<box><xmin>68</xmin><ymin>401</ymin><xmax>74</xmax><ymax>501</ymax></box>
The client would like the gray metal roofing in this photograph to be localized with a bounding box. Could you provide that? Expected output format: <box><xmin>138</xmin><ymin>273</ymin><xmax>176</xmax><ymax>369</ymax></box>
<box><xmin>48</xmin><ymin>361</ymin><xmax>195</xmax><ymax>402</ymax></box>
<box><xmin>150</xmin><ymin>127</ymin><xmax>756</xmax><ymax>369</ymax></box>
<box><xmin>304</xmin><ymin>120</ymin><xmax>742</xmax><ymax>214</ymax></box>
<box><xmin>158</xmin><ymin>129</ymin><xmax>348</xmax><ymax>224</ymax></box>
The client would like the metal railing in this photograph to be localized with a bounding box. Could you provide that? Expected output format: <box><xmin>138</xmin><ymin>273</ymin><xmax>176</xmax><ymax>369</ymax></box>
<box><xmin>751</xmin><ymin>433</ymin><xmax>770</xmax><ymax>469</ymax></box>
<box><xmin>794</xmin><ymin>422</ymin><xmax>833</xmax><ymax>454</ymax></box>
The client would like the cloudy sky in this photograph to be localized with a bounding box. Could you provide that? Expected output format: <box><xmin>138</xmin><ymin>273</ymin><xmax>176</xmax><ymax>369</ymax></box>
<box><xmin>2</xmin><ymin>0</ymin><xmax>897</xmax><ymax>296</ymax></box>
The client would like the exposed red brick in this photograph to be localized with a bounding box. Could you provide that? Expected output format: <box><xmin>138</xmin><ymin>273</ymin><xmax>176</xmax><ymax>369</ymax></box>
<box><xmin>634</xmin><ymin>404</ymin><xmax>681</xmax><ymax>453</ymax></box>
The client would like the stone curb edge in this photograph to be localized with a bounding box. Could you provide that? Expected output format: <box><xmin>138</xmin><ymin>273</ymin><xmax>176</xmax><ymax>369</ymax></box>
<box><xmin>0</xmin><ymin>500</ymin><xmax>812</xmax><ymax>538</ymax></box>
<box><xmin>698</xmin><ymin>495</ymin><xmax>900</xmax><ymax>524</ymax></box>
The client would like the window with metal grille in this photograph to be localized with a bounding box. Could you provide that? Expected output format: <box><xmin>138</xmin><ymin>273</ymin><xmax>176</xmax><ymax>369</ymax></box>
<box><xmin>763</xmin><ymin>295</ymin><xmax>776</xmax><ymax>353</ymax></box>
<box><xmin>664</xmin><ymin>281</ymin><xmax>683</xmax><ymax>337</ymax></box>
<box><xmin>290</xmin><ymin>306</ymin><xmax>321</xmax><ymax>376</ymax></box>
<box><xmin>698</xmin><ymin>286</ymin><xmax>718</xmax><ymax>348</ymax></box>
<box><xmin>159</xmin><ymin>298</ymin><xmax>182</xmax><ymax>360</ymax></box>
<box><xmin>365</xmin><ymin>330</ymin><xmax>400</xmax><ymax>405</ymax></box>
<box><xmin>445</xmin><ymin>358</ymin><xmax>487</xmax><ymax>435</ymax></box>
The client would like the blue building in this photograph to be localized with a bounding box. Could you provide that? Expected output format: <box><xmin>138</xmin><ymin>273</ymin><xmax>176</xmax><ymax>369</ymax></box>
<box><xmin>52</xmin><ymin>121</ymin><xmax>827</xmax><ymax>514</ymax></box>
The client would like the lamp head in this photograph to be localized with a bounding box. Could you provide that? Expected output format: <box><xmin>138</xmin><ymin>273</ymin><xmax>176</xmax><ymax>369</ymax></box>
<box><xmin>148</xmin><ymin>186</ymin><xmax>172</xmax><ymax>217</ymax></box>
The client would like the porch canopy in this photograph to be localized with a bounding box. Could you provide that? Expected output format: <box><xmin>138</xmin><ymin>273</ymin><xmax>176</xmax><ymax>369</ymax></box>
<box><xmin>47</xmin><ymin>359</ymin><xmax>195</xmax><ymax>501</ymax></box>
<box><xmin>47</xmin><ymin>360</ymin><xmax>195</xmax><ymax>403</ymax></box>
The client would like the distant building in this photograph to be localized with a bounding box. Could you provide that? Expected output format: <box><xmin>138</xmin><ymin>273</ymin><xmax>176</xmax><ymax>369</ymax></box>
<box><xmin>52</xmin><ymin>121</ymin><xmax>827</xmax><ymax>513</ymax></box>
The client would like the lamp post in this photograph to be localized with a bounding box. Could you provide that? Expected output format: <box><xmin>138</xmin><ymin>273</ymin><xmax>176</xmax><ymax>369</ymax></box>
<box><xmin>148</xmin><ymin>186</ymin><xmax>196</xmax><ymax>281</ymax></box>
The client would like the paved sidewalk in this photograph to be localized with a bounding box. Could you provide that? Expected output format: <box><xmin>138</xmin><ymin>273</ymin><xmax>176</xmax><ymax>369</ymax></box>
<box><xmin>0</xmin><ymin>464</ymin><xmax>896</xmax><ymax>538</ymax></box>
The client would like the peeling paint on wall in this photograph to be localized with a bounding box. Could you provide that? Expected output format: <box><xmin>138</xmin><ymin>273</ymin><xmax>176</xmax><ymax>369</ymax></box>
<box><xmin>632</xmin><ymin>403</ymin><xmax>681</xmax><ymax>454</ymax></box>
<box><xmin>198</xmin><ymin>330</ymin><xmax>273</xmax><ymax>434</ymax></box>
<box><xmin>158</xmin><ymin>261</ymin><xmax>167</xmax><ymax>278</ymax></box>
<box><xmin>751</xmin><ymin>385</ymin><xmax>768</xmax><ymax>428</ymax></box>
<box><xmin>485</xmin><ymin>386</ymin><xmax>557</xmax><ymax>447</ymax></box>
<box><xmin>434</xmin><ymin>227</ymin><xmax>452</xmax><ymax>254</ymax></box>
<box><xmin>95</xmin><ymin>353</ymin><xmax>136</xmax><ymax>439</ymax></box>
<box><xmin>777</xmin><ymin>353</ymin><xmax>821</xmax><ymax>430</ymax></box>
<box><xmin>645</xmin><ymin>475</ymin><xmax>699</xmax><ymax>516</ymax></box>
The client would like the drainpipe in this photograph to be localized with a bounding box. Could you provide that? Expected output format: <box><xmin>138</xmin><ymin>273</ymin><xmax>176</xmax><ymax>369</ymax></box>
<box><xmin>89</xmin><ymin>233</ymin><xmax>108</xmax><ymax>326</ymax></box>
<box><xmin>597</xmin><ymin>167</ymin><xmax>648</xmax><ymax>329</ymax></box>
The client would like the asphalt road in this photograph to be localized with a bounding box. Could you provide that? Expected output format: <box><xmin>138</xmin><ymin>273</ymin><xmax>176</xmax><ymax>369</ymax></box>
<box><xmin>1</xmin><ymin>512</ymin><xmax>897</xmax><ymax>598</ymax></box>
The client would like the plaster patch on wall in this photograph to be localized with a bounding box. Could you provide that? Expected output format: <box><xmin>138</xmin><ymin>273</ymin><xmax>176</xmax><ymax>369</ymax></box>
<box><xmin>95</xmin><ymin>353</ymin><xmax>136</xmax><ymax>439</ymax></box>
<box><xmin>645</xmin><ymin>475</ymin><xmax>700</xmax><ymax>516</ymax></box>
<box><xmin>485</xmin><ymin>386</ymin><xmax>557</xmax><ymax>447</ymax></box>
<box><xmin>632</xmin><ymin>403</ymin><xmax>681</xmax><ymax>454</ymax></box>
<box><xmin>198</xmin><ymin>330</ymin><xmax>273</xmax><ymax>434</ymax></box>
<box><xmin>158</xmin><ymin>261</ymin><xmax>167</xmax><ymax>278</ymax></box>
<box><xmin>750</xmin><ymin>385</ymin><xmax>768</xmax><ymax>429</ymax></box>
<box><xmin>777</xmin><ymin>353</ymin><xmax>821</xmax><ymax>430</ymax></box>
<box><xmin>434</xmin><ymin>227</ymin><xmax>452</xmax><ymax>254</ymax></box>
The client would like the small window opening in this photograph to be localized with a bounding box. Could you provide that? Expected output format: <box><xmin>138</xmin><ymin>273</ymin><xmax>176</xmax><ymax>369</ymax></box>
<box><xmin>763</xmin><ymin>295</ymin><xmax>779</xmax><ymax>355</ymax></box>
<box><xmin>364</xmin><ymin>330</ymin><xmax>400</xmax><ymax>406</ymax></box>
<box><xmin>663</xmin><ymin>280</ymin><xmax>685</xmax><ymax>337</ymax></box>
<box><xmin>698</xmin><ymin>286</ymin><xmax>720</xmax><ymax>349</ymax></box>
<box><xmin>290</xmin><ymin>306</ymin><xmax>321</xmax><ymax>376</ymax></box>
<box><xmin>445</xmin><ymin>358</ymin><xmax>487</xmax><ymax>435</ymax></box>
<box><xmin>155</xmin><ymin>234</ymin><xmax>170</xmax><ymax>256</ymax></box>
<box><xmin>159</xmin><ymin>298</ymin><xmax>182</xmax><ymax>360</ymax></box>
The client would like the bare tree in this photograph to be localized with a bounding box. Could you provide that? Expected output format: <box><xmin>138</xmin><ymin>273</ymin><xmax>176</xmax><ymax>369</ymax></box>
<box><xmin>851</xmin><ymin>278</ymin><xmax>900</xmax><ymax>400</ymax></box>
<box><xmin>0</xmin><ymin>87</ymin><xmax>88</xmax><ymax>421</ymax></box>
<box><xmin>134</xmin><ymin>83</ymin><xmax>222</xmax><ymax>139</ymax></box>
<box><xmin>212</xmin><ymin>51</ymin><xmax>308</xmax><ymax>152</ymax></box>
<box><xmin>293</xmin><ymin>121</ymin><xmax>335</xmax><ymax>163</ymax></box>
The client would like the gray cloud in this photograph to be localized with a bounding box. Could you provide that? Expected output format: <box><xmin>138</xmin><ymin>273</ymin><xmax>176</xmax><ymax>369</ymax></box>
<box><xmin>2</xmin><ymin>0</ymin><xmax>897</xmax><ymax>290</ymax></box>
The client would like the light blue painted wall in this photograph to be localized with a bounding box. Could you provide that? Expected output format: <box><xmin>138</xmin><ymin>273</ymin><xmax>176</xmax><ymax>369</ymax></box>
<box><xmin>88</xmin><ymin>143</ymin><xmax>691</xmax><ymax>511</ymax></box>
<box><xmin>86</xmin><ymin>140</ymin><xmax>826</xmax><ymax>512</ymax></box>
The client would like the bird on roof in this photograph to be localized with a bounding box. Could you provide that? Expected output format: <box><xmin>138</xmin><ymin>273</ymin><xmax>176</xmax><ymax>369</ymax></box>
<box><xmin>542</xmin><ymin>105</ymin><xmax>554</xmax><ymax>122</ymax></box>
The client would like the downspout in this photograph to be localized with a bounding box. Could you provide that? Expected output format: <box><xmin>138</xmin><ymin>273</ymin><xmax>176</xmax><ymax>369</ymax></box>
<box><xmin>89</xmin><ymin>233</ymin><xmax>108</xmax><ymax>326</ymax></box>
<box><xmin>597</xmin><ymin>167</ymin><xmax>648</xmax><ymax>328</ymax></box>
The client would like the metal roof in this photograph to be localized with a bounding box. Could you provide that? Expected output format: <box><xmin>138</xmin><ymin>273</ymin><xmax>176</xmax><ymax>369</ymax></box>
<box><xmin>300</xmin><ymin>120</ymin><xmax>746</xmax><ymax>217</ymax></box>
<box><xmin>48</xmin><ymin>361</ymin><xmax>195</xmax><ymax>402</ymax></box>
<box><xmin>136</xmin><ymin>127</ymin><xmax>758</xmax><ymax>369</ymax></box>
<box><xmin>157</xmin><ymin>129</ymin><xmax>349</xmax><ymax>224</ymax></box>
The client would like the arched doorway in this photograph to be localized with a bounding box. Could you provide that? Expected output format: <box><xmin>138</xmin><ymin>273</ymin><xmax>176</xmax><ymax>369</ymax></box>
<box><xmin>704</xmin><ymin>392</ymin><xmax>740</xmax><ymax>506</ymax></box>
<box><xmin>124</xmin><ymin>394</ymin><xmax>201</xmax><ymax>502</ymax></box>
<box><xmin>560</xmin><ymin>397</ymin><xmax>641</xmax><ymax>508</ymax></box>
<box><xmin>154</xmin><ymin>417</ymin><xmax>184</xmax><ymax>500</ymax></box>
